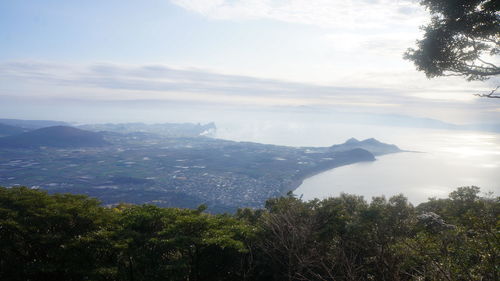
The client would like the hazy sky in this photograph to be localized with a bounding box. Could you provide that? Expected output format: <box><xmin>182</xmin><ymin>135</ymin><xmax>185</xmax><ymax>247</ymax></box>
<box><xmin>0</xmin><ymin>0</ymin><xmax>499</xmax><ymax>124</ymax></box>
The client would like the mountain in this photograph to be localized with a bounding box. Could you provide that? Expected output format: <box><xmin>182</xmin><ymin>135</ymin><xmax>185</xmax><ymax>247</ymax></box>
<box><xmin>78</xmin><ymin>122</ymin><xmax>216</xmax><ymax>137</ymax></box>
<box><xmin>0</xmin><ymin>126</ymin><xmax>110</xmax><ymax>148</ymax></box>
<box><xmin>330</xmin><ymin>138</ymin><xmax>402</xmax><ymax>156</ymax></box>
<box><xmin>0</xmin><ymin>123</ymin><xmax>28</xmax><ymax>137</ymax></box>
<box><xmin>0</xmin><ymin>118</ymin><xmax>69</xmax><ymax>129</ymax></box>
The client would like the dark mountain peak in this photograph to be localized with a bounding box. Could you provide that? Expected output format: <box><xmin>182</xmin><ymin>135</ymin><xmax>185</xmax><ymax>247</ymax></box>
<box><xmin>338</xmin><ymin>148</ymin><xmax>376</xmax><ymax>160</ymax></box>
<box><xmin>330</xmin><ymin>137</ymin><xmax>402</xmax><ymax>156</ymax></box>
<box><xmin>345</xmin><ymin>137</ymin><xmax>360</xmax><ymax>144</ymax></box>
<box><xmin>0</xmin><ymin>126</ymin><xmax>110</xmax><ymax>148</ymax></box>
<box><xmin>361</xmin><ymin>138</ymin><xmax>381</xmax><ymax>144</ymax></box>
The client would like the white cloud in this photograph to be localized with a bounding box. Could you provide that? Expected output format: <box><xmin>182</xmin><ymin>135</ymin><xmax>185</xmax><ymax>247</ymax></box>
<box><xmin>169</xmin><ymin>0</ymin><xmax>431</xmax><ymax>85</ymax></box>
<box><xmin>1</xmin><ymin>60</ymin><xmax>499</xmax><ymax>124</ymax></box>
<box><xmin>322</xmin><ymin>32</ymin><xmax>418</xmax><ymax>56</ymax></box>
<box><xmin>170</xmin><ymin>0</ymin><xmax>427</xmax><ymax>30</ymax></box>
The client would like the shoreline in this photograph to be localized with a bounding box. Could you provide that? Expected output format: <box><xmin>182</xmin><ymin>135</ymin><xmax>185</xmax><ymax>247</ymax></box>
<box><xmin>284</xmin><ymin>158</ymin><xmax>378</xmax><ymax>196</ymax></box>
<box><xmin>285</xmin><ymin>151</ymin><xmax>411</xmax><ymax>196</ymax></box>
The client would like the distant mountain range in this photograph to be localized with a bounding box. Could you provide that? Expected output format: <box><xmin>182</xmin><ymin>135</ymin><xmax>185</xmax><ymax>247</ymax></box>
<box><xmin>330</xmin><ymin>137</ymin><xmax>402</xmax><ymax>156</ymax></box>
<box><xmin>0</xmin><ymin>118</ymin><xmax>218</xmax><ymax>144</ymax></box>
<box><xmin>0</xmin><ymin>126</ymin><xmax>110</xmax><ymax>148</ymax></box>
<box><xmin>0</xmin><ymin>123</ymin><xmax>28</xmax><ymax>137</ymax></box>
<box><xmin>0</xmin><ymin>117</ymin><xmax>405</xmax><ymax>157</ymax></box>
<box><xmin>0</xmin><ymin>118</ymin><xmax>69</xmax><ymax>129</ymax></box>
<box><xmin>0</xmin><ymin>117</ymin><xmax>408</xmax><ymax>211</ymax></box>
<box><xmin>78</xmin><ymin>122</ymin><xmax>216</xmax><ymax>137</ymax></box>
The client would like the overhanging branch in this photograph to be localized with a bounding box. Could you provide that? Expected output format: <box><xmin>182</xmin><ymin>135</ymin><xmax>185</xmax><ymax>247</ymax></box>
<box><xmin>474</xmin><ymin>86</ymin><xmax>500</xmax><ymax>98</ymax></box>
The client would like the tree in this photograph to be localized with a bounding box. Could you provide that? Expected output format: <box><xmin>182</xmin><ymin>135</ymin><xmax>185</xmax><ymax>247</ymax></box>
<box><xmin>113</xmin><ymin>204</ymin><xmax>251</xmax><ymax>281</ymax></box>
<box><xmin>404</xmin><ymin>0</ymin><xmax>499</xmax><ymax>96</ymax></box>
<box><xmin>403</xmin><ymin>187</ymin><xmax>500</xmax><ymax>281</ymax></box>
<box><xmin>0</xmin><ymin>187</ymin><xmax>117</xmax><ymax>281</ymax></box>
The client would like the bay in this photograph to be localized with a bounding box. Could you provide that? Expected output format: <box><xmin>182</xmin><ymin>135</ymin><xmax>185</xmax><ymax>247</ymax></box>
<box><xmin>216</xmin><ymin>121</ymin><xmax>500</xmax><ymax>204</ymax></box>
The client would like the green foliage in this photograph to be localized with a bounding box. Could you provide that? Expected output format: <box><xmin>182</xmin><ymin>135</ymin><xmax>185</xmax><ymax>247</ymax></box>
<box><xmin>0</xmin><ymin>187</ymin><xmax>252</xmax><ymax>281</ymax></box>
<box><xmin>0</xmin><ymin>186</ymin><xmax>498</xmax><ymax>281</ymax></box>
<box><xmin>405</xmin><ymin>0</ymin><xmax>499</xmax><ymax>81</ymax></box>
<box><xmin>0</xmin><ymin>186</ymin><xmax>117</xmax><ymax>281</ymax></box>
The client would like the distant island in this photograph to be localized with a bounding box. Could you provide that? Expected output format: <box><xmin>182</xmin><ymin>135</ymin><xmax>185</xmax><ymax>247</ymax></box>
<box><xmin>0</xmin><ymin>118</ymin><xmax>403</xmax><ymax>212</ymax></box>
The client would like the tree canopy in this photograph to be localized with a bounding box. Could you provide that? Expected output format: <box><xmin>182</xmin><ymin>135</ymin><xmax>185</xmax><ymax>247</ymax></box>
<box><xmin>404</xmin><ymin>0</ymin><xmax>499</xmax><ymax>90</ymax></box>
<box><xmin>1</xmin><ymin>186</ymin><xmax>498</xmax><ymax>281</ymax></box>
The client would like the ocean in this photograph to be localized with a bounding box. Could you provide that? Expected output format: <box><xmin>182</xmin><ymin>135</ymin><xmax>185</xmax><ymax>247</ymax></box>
<box><xmin>216</xmin><ymin>121</ymin><xmax>500</xmax><ymax>204</ymax></box>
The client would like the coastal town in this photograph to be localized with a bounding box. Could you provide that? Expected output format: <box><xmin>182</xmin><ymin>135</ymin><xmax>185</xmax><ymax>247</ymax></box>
<box><xmin>0</xmin><ymin>123</ymin><xmax>399</xmax><ymax>212</ymax></box>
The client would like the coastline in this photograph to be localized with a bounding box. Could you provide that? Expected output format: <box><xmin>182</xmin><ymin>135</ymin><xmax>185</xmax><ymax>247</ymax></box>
<box><xmin>284</xmin><ymin>158</ymin><xmax>377</xmax><ymax>196</ymax></box>
<box><xmin>286</xmin><ymin>150</ymin><xmax>411</xmax><ymax>196</ymax></box>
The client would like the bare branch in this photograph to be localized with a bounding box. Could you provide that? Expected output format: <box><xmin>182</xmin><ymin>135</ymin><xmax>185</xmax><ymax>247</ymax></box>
<box><xmin>474</xmin><ymin>86</ymin><xmax>500</xmax><ymax>98</ymax></box>
<box><xmin>476</xmin><ymin>57</ymin><xmax>499</xmax><ymax>69</ymax></box>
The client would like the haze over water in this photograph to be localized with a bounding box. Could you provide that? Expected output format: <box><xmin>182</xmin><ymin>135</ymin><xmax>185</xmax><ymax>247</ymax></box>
<box><xmin>216</xmin><ymin>120</ymin><xmax>500</xmax><ymax>204</ymax></box>
<box><xmin>1</xmin><ymin>0</ymin><xmax>499</xmax><ymax>207</ymax></box>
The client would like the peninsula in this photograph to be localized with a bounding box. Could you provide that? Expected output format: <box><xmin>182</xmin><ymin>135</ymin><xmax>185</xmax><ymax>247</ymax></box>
<box><xmin>0</xmin><ymin>120</ymin><xmax>403</xmax><ymax>212</ymax></box>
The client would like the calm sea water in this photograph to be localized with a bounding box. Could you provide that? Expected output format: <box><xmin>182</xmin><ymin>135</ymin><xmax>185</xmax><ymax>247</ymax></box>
<box><xmin>216</xmin><ymin>121</ymin><xmax>500</xmax><ymax>204</ymax></box>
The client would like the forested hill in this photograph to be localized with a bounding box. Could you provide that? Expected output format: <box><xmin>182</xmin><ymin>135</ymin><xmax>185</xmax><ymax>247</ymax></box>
<box><xmin>0</xmin><ymin>118</ymin><xmax>69</xmax><ymax>129</ymax></box>
<box><xmin>0</xmin><ymin>186</ymin><xmax>497</xmax><ymax>281</ymax></box>
<box><xmin>0</xmin><ymin>123</ymin><xmax>27</xmax><ymax>137</ymax></box>
<box><xmin>0</xmin><ymin>126</ymin><xmax>110</xmax><ymax>148</ymax></box>
<box><xmin>329</xmin><ymin>137</ymin><xmax>402</xmax><ymax>155</ymax></box>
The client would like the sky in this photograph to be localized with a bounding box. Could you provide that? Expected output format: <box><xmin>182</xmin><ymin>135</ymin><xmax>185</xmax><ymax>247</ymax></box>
<box><xmin>0</xmin><ymin>0</ymin><xmax>499</xmax><ymax>125</ymax></box>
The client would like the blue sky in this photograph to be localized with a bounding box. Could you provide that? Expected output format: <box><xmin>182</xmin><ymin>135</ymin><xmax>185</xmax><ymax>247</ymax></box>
<box><xmin>1</xmin><ymin>0</ymin><xmax>218</xmax><ymax>62</ymax></box>
<box><xmin>0</xmin><ymin>0</ymin><xmax>327</xmax><ymax>68</ymax></box>
<box><xmin>0</xmin><ymin>0</ymin><xmax>499</xmax><ymax>124</ymax></box>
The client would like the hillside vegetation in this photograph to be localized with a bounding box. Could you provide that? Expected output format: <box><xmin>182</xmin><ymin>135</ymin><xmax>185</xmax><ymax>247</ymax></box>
<box><xmin>0</xmin><ymin>126</ymin><xmax>110</xmax><ymax>148</ymax></box>
<box><xmin>0</xmin><ymin>186</ymin><xmax>497</xmax><ymax>281</ymax></box>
